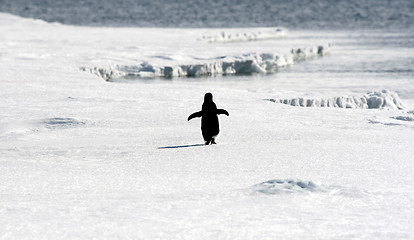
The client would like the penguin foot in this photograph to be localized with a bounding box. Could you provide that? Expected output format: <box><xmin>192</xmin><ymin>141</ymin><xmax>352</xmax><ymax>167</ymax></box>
<box><xmin>205</xmin><ymin>139</ymin><xmax>217</xmax><ymax>145</ymax></box>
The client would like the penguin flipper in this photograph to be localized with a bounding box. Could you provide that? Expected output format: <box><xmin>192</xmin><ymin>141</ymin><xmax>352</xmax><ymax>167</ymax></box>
<box><xmin>188</xmin><ymin>111</ymin><xmax>202</xmax><ymax>121</ymax></box>
<box><xmin>217</xmin><ymin>109</ymin><xmax>229</xmax><ymax>116</ymax></box>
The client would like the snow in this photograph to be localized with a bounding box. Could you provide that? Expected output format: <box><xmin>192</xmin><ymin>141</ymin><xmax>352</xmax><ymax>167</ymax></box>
<box><xmin>1</xmin><ymin>13</ymin><xmax>414</xmax><ymax>239</ymax></box>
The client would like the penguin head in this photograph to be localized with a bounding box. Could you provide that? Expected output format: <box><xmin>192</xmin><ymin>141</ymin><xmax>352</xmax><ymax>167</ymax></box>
<box><xmin>204</xmin><ymin>92</ymin><xmax>213</xmax><ymax>102</ymax></box>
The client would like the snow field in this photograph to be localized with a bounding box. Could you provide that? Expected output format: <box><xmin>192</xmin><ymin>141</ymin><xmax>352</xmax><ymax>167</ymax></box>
<box><xmin>1</xmin><ymin>78</ymin><xmax>413</xmax><ymax>239</ymax></box>
<box><xmin>0</xmin><ymin>13</ymin><xmax>414</xmax><ymax>239</ymax></box>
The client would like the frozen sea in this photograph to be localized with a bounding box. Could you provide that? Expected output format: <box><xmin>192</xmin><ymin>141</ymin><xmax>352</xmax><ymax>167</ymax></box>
<box><xmin>1</xmin><ymin>1</ymin><xmax>414</xmax><ymax>239</ymax></box>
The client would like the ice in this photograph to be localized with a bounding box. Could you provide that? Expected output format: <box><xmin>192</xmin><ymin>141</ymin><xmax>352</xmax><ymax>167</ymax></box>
<box><xmin>0</xmin><ymin>118</ymin><xmax>85</xmax><ymax>136</ymax></box>
<box><xmin>0</xmin><ymin>13</ymin><xmax>413</xmax><ymax>239</ymax></box>
<box><xmin>393</xmin><ymin>116</ymin><xmax>414</xmax><ymax>122</ymax></box>
<box><xmin>272</xmin><ymin>90</ymin><xmax>407</xmax><ymax>110</ymax></box>
<box><xmin>251</xmin><ymin>179</ymin><xmax>368</xmax><ymax>197</ymax></box>
<box><xmin>252</xmin><ymin>179</ymin><xmax>323</xmax><ymax>194</ymax></box>
<box><xmin>42</xmin><ymin>118</ymin><xmax>86</xmax><ymax>129</ymax></box>
<box><xmin>82</xmin><ymin>45</ymin><xmax>330</xmax><ymax>80</ymax></box>
<box><xmin>200</xmin><ymin>28</ymin><xmax>287</xmax><ymax>43</ymax></box>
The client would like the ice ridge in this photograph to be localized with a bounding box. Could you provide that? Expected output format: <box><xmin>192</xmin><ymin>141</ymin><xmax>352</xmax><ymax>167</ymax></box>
<box><xmin>200</xmin><ymin>28</ymin><xmax>287</xmax><ymax>43</ymax></box>
<box><xmin>252</xmin><ymin>179</ymin><xmax>368</xmax><ymax>197</ymax></box>
<box><xmin>270</xmin><ymin>90</ymin><xmax>406</xmax><ymax>110</ymax></box>
<box><xmin>252</xmin><ymin>179</ymin><xmax>323</xmax><ymax>194</ymax></box>
<box><xmin>81</xmin><ymin>45</ymin><xmax>330</xmax><ymax>80</ymax></box>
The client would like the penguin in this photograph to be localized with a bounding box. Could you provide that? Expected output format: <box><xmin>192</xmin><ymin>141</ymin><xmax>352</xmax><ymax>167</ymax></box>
<box><xmin>188</xmin><ymin>93</ymin><xmax>229</xmax><ymax>145</ymax></box>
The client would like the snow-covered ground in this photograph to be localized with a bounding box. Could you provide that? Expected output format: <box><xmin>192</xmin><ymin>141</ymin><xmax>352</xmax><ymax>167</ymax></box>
<box><xmin>1</xmin><ymin>13</ymin><xmax>414</xmax><ymax>239</ymax></box>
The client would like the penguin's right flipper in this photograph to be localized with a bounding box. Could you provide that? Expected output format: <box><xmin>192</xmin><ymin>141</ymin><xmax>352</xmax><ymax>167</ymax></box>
<box><xmin>188</xmin><ymin>111</ymin><xmax>202</xmax><ymax>121</ymax></box>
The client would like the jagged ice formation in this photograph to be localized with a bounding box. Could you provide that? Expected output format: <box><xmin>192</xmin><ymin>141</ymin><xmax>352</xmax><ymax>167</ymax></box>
<box><xmin>81</xmin><ymin>45</ymin><xmax>330</xmax><ymax>80</ymax></box>
<box><xmin>270</xmin><ymin>90</ymin><xmax>406</xmax><ymax>110</ymax></box>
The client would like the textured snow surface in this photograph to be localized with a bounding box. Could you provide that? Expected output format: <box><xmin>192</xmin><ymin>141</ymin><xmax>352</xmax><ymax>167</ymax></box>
<box><xmin>1</xmin><ymin>13</ymin><xmax>414</xmax><ymax>239</ymax></box>
<box><xmin>272</xmin><ymin>90</ymin><xmax>407</xmax><ymax>110</ymax></box>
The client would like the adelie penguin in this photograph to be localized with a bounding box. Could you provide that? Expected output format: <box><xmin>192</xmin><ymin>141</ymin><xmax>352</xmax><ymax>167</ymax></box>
<box><xmin>188</xmin><ymin>93</ymin><xmax>229</xmax><ymax>145</ymax></box>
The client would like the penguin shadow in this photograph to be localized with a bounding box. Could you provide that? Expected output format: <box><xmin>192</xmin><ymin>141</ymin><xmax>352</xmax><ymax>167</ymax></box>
<box><xmin>158</xmin><ymin>143</ymin><xmax>205</xmax><ymax>149</ymax></box>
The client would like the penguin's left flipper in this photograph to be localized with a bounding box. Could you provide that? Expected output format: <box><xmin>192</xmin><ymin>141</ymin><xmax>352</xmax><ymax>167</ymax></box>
<box><xmin>217</xmin><ymin>109</ymin><xmax>229</xmax><ymax>116</ymax></box>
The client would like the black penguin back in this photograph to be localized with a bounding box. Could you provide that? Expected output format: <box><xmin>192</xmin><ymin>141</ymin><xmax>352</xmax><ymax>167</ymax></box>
<box><xmin>201</xmin><ymin>93</ymin><xmax>220</xmax><ymax>141</ymax></box>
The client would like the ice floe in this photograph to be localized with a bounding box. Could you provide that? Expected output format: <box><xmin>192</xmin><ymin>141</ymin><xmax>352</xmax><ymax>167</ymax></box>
<box><xmin>81</xmin><ymin>45</ymin><xmax>330</xmax><ymax>80</ymax></box>
<box><xmin>270</xmin><ymin>90</ymin><xmax>406</xmax><ymax>110</ymax></box>
<box><xmin>200</xmin><ymin>28</ymin><xmax>287</xmax><ymax>43</ymax></box>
